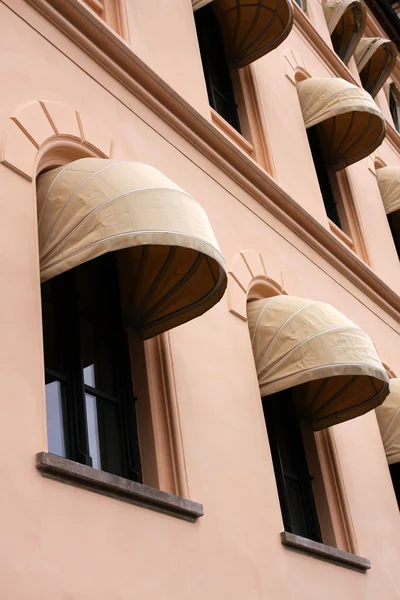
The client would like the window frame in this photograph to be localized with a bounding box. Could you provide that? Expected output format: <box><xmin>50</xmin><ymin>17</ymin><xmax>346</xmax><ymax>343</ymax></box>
<box><xmin>194</xmin><ymin>3</ymin><xmax>241</xmax><ymax>132</ymax></box>
<box><xmin>305</xmin><ymin>124</ymin><xmax>369</xmax><ymax>261</ymax></box>
<box><xmin>262</xmin><ymin>388</ymin><xmax>323</xmax><ymax>543</ymax></box>
<box><xmin>42</xmin><ymin>253</ymin><xmax>142</xmax><ymax>482</ymax></box>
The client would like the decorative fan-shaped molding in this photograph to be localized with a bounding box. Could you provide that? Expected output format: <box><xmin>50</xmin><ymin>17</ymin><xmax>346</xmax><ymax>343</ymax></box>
<box><xmin>0</xmin><ymin>100</ymin><xmax>117</xmax><ymax>181</ymax></box>
<box><xmin>228</xmin><ymin>250</ymin><xmax>286</xmax><ymax>321</ymax></box>
<box><xmin>283</xmin><ymin>50</ymin><xmax>311</xmax><ymax>84</ymax></box>
<box><xmin>367</xmin><ymin>152</ymin><xmax>386</xmax><ymax>175</ymax></box>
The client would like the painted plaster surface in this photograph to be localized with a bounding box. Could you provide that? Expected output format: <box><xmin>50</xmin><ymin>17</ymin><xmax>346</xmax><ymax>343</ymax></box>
<box><xmin>0</xmin><ymin>0</ymin><xmax>399</xmax><ymax>598</ymax></box>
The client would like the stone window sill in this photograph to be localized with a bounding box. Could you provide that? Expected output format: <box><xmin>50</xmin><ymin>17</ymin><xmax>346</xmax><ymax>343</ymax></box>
<box><xmin>281</xmin><ymin>532</ymin><xmax>370</xmax><ymax>572</ymax></box>
<box><xmin>36</xmin><ymin>452</ymin><xmax>203</xmax><ymax>522</ymax></box>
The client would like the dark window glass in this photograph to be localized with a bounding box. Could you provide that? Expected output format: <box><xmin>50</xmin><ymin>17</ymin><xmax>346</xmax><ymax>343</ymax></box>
<box><xmin>194</xmin><ymin>4</ymin><xmax>241</xmax><ymax>132</ymax></box>
<box><xmin>41</xmin><ymin>254</ymin><xmax>142</xmax><ymax>482</ymax></box>
<box><xmin>389</xmin><ymin>463</ymin><xmax>400</xmax><ymax>509</ymax></box>
<box><xmin>307</xmin><ymin>126</ymin><xmax>342</xmax><ymax>229</ymax></box>
<box><xmin>262</xmin><ymin>389</ymin><xmax>322</xmax><ymax>542</ymax></box>
<box><xmin>390</xmin><ymin>85</ymin><xmax>400</xmax><ymax>133</ymax></box>
<box><xmin>388</xmin><ymin>210</ymin><xmax>400</xmax><ymax>260</ymax></box>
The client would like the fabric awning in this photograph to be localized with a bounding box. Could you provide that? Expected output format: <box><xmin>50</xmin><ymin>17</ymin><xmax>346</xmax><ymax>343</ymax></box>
<box><xmin>192</xmin><ymin>0</ymin><xmax>214</xmax><ymax>8</ymax></box>
<box><xmin>376</xmin><ymin>379</ymin><xmax>400</xmax><ymax>465</ymax></box>
<box><xmin>376</xmin><ymin>166</ymin><xmax>400</xmax><ymax>215</ymax></box>
<box><xmin>297</xmin><ymin>77</ymin><xmax>386</xmax><ymax>170</ymax></box>
<box><xmin>354</xmin><ymin>37</ymin><xmax>397</xmax><ymax>98</ymax></box>
<box><xmin>324</xmin><ymin>0</ymin><xmax>366</xmax><ymax>64</ymax></box>
<box><xmin>247</xmin><ymin>295</ymin><xmax>389</xmax><ymax>430</ymax></box>
<box><xmin>212</xmin><ymin>0</ymin><xmax>294</xmax><ymax>69</ymax></box>
<box><xmin>36</xmin><ymin>158</ymin><xmax>227</xmax><ymax>340</ymax></box>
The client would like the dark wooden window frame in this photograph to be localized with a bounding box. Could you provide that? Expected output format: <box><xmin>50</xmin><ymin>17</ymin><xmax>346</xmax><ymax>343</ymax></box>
<box><xmin>262</xmin><ymin>389</ymin><xmax>323</xmax><ymax>543</ymax></box>
<box><xmin>194</xmin><ymin>4</ymin><xmax>241</xmax><ymax>132</ymax></box>
<box><xmin>307</xmin><ymin>126</ymin><xmax>343</xmax><ymax>229</ymax></box>
<box><xmin>41</xmin><ymin>253</ymin><xmax>142</xmax><ymax>483</ymax></box>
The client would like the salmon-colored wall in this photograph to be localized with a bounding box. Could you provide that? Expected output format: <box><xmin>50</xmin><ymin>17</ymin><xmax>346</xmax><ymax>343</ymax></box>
<box><xmin>0</xmin><ymin>0</ymin><xmax>399</xmax><ymax>598</ymax></box>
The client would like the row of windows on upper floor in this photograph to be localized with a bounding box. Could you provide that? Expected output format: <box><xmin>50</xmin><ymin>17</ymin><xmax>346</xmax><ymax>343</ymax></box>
<box><xmin>80</xmin><ymin>0</ymin><xmax>400</xmax><ymax>263</ymax></box>
<box><xmin>193</xmin><ymin>4</ymin><xmax>400</xmax><ymax>263</ymax></box>
<box><xmin>36</xmin><ymin>157</ymin><xmax>399</xmax><ymax>549</ymax></box>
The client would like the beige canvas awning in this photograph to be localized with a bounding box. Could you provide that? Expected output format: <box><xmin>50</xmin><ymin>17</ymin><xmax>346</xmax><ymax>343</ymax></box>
<box><xmin>376</xmin><ymin>379</ymin><xmax>400</xmax><ymax>465</ymax></box>
<box><xmin>354</xmin><ymin>37</ymin><xmax>397</xmax><ymax>98</ymax></box>
<box><xmin>297</xmin><ymin>77</ymin><xmax>386</xmax><ymax>170</ymax></box>
<box><xmin>212</xmin><ymin>0</ymin><xmax>294</xmax><ymax>69</ymax></box>
<box><xmin>192</xmin><ymin>0</ymin><xmax>214</xmax><ymax>8</ymax></box>
<box><xmin>376</xmin><ymin>166</ymin><xmax>400</xmax><ymax>215</ymax></box>
<box><xmin>36</xmin><ymin>158</ymin><xmax>227</xmax><ymax>340</ymax></box>
<box><xmin>324</xmin><ymin>0</ymin><xmax>366</xmax><ymax>64</ymax></box>
<box><xmin>247</xmin><ymin>295</ymin><xmax>388</xmax><ymax>430</ymax></box>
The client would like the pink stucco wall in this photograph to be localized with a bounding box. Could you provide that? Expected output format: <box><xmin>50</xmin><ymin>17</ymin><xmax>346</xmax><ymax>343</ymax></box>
<box><xmin>0</xmin><ymin>0</ymin><xmax>399</xmax><ymax>598</ymax></box>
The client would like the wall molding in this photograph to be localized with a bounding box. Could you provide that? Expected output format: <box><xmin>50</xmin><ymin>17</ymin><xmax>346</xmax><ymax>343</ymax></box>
<box><xmin>228</xmin><ymin>251</ymin><xmax>286</xmax><ymax>321</ymax></box>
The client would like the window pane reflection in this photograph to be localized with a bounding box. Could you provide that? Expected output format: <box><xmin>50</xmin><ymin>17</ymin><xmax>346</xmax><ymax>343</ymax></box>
<box><xmin>85</xmin><ymin>394</ymin><xmax>101</xmax><ymax>469</ymax></box>
<box><xmin>45</xmin><ymin>380</ymin><xmax>66</xmax><ymax>457</ymax></box>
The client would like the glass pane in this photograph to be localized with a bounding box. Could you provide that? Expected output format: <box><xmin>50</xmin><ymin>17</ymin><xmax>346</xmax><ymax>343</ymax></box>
<box><xmin>45</xmin><ymin>379</ymin><xmax>66</xmax><ymax>457</ymax></box>
<box><xmin>81</xmin><ymin>317</ymin><xmax>117</xmax><ymax>394</ymax></box>
<box><xmin>85</xmin><ymin>393</ymin><xmax>101</xmax><ymax>469</ymax></box>
<box><xmin>41</xmin><ymin>278</ymin><xmax>65</xmax><ymax>375</ymax></box>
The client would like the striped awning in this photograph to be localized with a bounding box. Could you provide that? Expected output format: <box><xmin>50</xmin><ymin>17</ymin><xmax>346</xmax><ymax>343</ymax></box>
<box><xmin>376</xmin><ymin>379</ymin><xmax>400</xmax><ymax>465</ymax></box>
<box><xmin>247</xmin><ymin>295</ymin><xmax>389</xmax><ymax>430</ymax></box>
<box><xmin>324</xmin><ymin>0</ymin><xmax>366</xmax><ymax>64</ymax></box>
<box><xmin>36</xmin><ymin>158</ymin><xmax>227</xmax><ymax>340</ymax></box>
<box><xmin>297</xmin><ymin>77</ymin><xmax>386</xmax><ymax>170</ymax></box>
<box><xmin>355</xmin><ymin>37</ymin><xmax>397</xmax><ymax>98</ymax></box>
<box><xmin>376</xmin><ymin>166</ymin><xmax>400</xmax><ymax>215</ymax></box>
<box><xmin>211</xmin><ymin>0</ymin><xmax>294</xmax><ymax>68</ymax></box>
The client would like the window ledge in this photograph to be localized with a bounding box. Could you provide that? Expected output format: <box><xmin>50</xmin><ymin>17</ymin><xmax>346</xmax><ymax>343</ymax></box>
<box><xmin>281</xmin><ymin>532</ymin><xmax>371</xmax><ymax>572</ymax></box>
<box><xmin>210</xmin><ymin>108</ymin><xmax>254</xmax><ymax>155</ymax></box>
<box><xmin>328</xmin><ymin>220</ymin><xmax>355</xmax><ymax>252</ymax></box>
<box><xmin>36</xmin><ymin>452</ymin><xmax>203</xmax><ymax>522</ymax></box>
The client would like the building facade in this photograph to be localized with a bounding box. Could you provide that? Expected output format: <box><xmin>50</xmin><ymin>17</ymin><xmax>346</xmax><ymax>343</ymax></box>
<box><xmin>1</xmin><ymin>0</ymin><xmax>400</xmax><ymax>598</ymax></box>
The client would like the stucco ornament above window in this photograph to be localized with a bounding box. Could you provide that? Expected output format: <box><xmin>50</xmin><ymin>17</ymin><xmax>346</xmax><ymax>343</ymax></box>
<box><xmin>247</xmin><ymin>295</ymin><xmax>389</xmax><ymax>430</ymax></box>
<box><xmin>193</xmin><ymin>0</ymin><xmax>294</xmax><ymax>68</ymax></box>
<box><xmin>354</xmin><ymin>37</ymin><xmax>397</xmax><ymax>98</ymax></box>
<box><xmin>297</xmin><ymin>77</ymin><xmax>386</xmax><ymax>170</ymax></box>
<box><xmin>376</xmin><ymin>167</ymin><xmax>400</xmax><ymax>215</ymax></box>
<box><xmin>376</xmin><ymin>379</ymin><xmax>400</xmax><ymax>465</ymax></box>
<box><xmin>36</xmin><ymin>158</ymin><xmax>227</xmax><ymax>340</ymax></box>
<box><xmin>323</xmin><ymin>0</ymin><xmax>366</xmax><ymax>64</ymax></box>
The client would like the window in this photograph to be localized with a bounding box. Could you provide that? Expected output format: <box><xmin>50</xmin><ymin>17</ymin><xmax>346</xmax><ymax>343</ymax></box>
<box><xmin>389</xmin><ymin>83</ymin><xmax>400</xmax><ymax>133</ymax></box>
<box><xmin>41</xmin><ymin>253</ymin><xmax>142</xmax><ymax>482</ymax></box>
<box><xmin>307</xmin><ymin>126</ymin><xmax>342</xmax><ymax>229</ymax></box>
<box><xmin>294</xmin><ymin>0</ymin><xmax>306</xmax><ymax>10</ymax></box>
<box><xmin>194</xmin><ymin>4</ymin><xmax>241</xmax><ymax>131</ymax></box>
<box><xmin>262</xmin><ymin>389</ymin><xmax>322</xmax><ymax>542</ymax></box>
<box><xmin>389</xmin><ymin>463</ymin><xmax>400</xmax><ymax>509</ymax></box>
